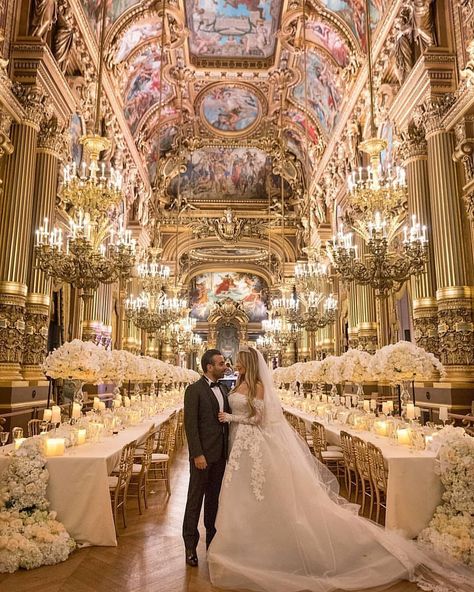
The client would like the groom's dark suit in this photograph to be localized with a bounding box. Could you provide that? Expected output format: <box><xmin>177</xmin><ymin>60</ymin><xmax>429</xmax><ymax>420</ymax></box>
<box><xmin>182</xmin><ymin>376</ymin><xmax>230</xmax><ymax>551</ymax></box>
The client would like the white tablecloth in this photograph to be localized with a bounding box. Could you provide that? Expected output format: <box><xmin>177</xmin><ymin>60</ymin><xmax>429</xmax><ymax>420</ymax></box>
<box><xmin>286</xmin><ymin>406</ymin><xmax>442</xmax><ymax>538</ymax></box>
<box><xmin>0</xmin><ymin>408</ymin><xmax>178</xmax><ymax>547</ymax></box>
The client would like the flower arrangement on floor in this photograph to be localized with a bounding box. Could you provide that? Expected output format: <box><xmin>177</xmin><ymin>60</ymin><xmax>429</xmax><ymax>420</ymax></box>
<box><xmin>0</xmin><ymin>438</ymin><xmax>75</xmax><ymax>573</ymax></box>
<box><xmin>418</xmin><ymin>426</ymin><xmax>474</xmax><ymax>566</ymax></box>
<box><xmin>43</xmin><ymin>340</ymin><xmax>200</xmax><ymax>385</ymax></box>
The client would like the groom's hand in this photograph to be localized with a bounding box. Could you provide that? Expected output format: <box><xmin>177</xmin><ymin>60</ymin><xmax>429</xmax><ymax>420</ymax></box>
<box><xmin>194</xmin><ymin>455</ymin><xmax>207</xmax><ymax>470</ymax></box>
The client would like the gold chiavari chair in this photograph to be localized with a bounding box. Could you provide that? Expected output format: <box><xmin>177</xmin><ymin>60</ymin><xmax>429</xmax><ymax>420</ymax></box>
<box><xmin>339</xmin><ymin>431</ymin><xmax>359</xmax><ymax>502</ymax></box>
<box><xmin>311</xmin><ymin>421</ymin><xmax>344</xmax><ymax>479</ymax></box>
<box><xmin>28</xmin><ymin>419</ymin><xmax>42</xmax><ymax>437</ymax></box>
<box><xmin>352</xmin><ymin>436</ymin><xmax>374</xmax><ymax>519</ymax></box>
<box><xmin>367</xmin><ymin>442</ymin><xmax>388</xmax><ymax>524</ymax></box>
<box><xmin>148</xmin><ymin>420</ymin><xmax>173</xmax><ymax>495</ymax></box>
<box><xmin>109</xmin><ymin>439</ymin><xmax>137</xmax><ymax>532</ymax></box>
<box><xmin>175</xmin><ymin>408</ymin><xmax>185</xmax><ymax>449</ymax></box>
<box><xmin>129</xmin><ymin>429</ymin><xmax>156</xmax><ymax>514</ymax></box>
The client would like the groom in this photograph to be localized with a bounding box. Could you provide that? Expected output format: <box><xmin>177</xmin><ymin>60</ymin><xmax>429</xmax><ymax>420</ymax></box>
<box><xmin>182</xmin><ymin>349</ymin><xmax>230</xmax><ymax>567</ymax></box>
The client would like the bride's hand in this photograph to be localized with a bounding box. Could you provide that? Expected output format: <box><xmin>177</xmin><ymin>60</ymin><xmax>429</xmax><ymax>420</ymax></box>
<box><xmin>218</xmin><ymin>411</ymin><xmax>231</xmax><ymax>423</ymax></box>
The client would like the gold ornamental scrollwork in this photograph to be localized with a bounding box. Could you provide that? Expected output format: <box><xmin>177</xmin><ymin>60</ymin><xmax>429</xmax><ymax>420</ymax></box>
<box><xmin>12</xmin><ymin>84</ymin><xmax>46</xmax><ymax>130</ymax></box>
<box><xmin>23</xmin><ymin>306</ymin><xmax>49</xmax><ymax>367</ymax></box>
<box><xmin>37</xmin><ymin>116</ymin><xmax>68</xmax><ymax>157</ymax></box>
<box><xmin>399</xmin><ymin>122</ymin><xmax>427</xmax><ymax>163</ymax></box>
<box><xmin>0</xmin><ymin>301</ymin><xmax>25</xmax><ymax>364</ymax></box>
<box><xmin>437</xmin><ymin>298</ymin><xmax>474</xmax><ymax>366</ymax></box>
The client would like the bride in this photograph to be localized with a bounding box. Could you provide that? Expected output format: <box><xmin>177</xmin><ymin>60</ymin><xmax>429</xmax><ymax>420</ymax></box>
<box><xmin>207</xmin><ymin>347</ymin><xmax>473</xmax><ymax>592</ymax></box>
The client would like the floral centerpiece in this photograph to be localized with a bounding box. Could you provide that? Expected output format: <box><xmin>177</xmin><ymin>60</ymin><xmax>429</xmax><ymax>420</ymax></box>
<box><xmin>340</xmin><ymin>349</ymin><xmax>373</xmax><ymax>385</ymax></box>
<box><xmin>0</xmin><ymin>438</ymin><xmax>75</xmax><ymax>573</ymax></box>
<box><xmin>43</xmin><ymin>339</ymin><xmax>108</xmax><ymax>384</ymax></box>
<box><xmin>418</xmin><ymin>426</ymin><xmax>474</xmax><ymax>566</ymax></box>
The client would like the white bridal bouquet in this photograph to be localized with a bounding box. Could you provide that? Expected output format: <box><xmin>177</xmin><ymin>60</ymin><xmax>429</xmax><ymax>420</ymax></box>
<box><xmin>0</xmin><ymin>438</ymin><xmax>75</xmax><ymax>573</ymax></box>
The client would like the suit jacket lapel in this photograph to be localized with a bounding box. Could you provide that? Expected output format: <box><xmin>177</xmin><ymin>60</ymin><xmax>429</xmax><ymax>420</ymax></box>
<box><xmin>201</xmin><ymin>376</ymin><xmax>219</xmax><ymax>412</ymax></box>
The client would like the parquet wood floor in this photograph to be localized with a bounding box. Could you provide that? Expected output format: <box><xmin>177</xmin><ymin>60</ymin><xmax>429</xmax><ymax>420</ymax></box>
<box><xmin>0</xmin><ymin>449</ymin><xmax>417</xmax><ymax>592</ymax></box>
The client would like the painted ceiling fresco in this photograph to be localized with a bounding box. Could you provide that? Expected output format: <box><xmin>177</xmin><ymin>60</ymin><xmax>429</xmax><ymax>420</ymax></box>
<box><xmin>113</xmin><ymin>17</ymin><xmax>162</xmax><ymax>65</ymax></box>
<box><xmin>84</xmin><ymin>0</ymin><xmax>139</xmax><ymax>31</ymax></box>
<box><xmin>190</xmin><ymin>272</ymin><xmax>268</xmax><ymax>321</ymax></box>
<box><xmin>320</xmin><ymin>0</ymin><xmax>386</xmax><ymax>51</ymax></box>
<box><xmin>292</xmin><ymin>50</ymin><xmax>343</xmax><ymax>136</ymax></box>
<box><xmin>200</xmin><ymin>86</ymin><xmax>261</xmax><ymax>134</ymax></box>
<box><xmin>305</xmin><ymin>20</ymin><xmax>351</xmax><ymax>68</ymax></box>
<box><xmin>123</xmin><ymin>45</ymin><xmax>171</xmax><ymax>135</ymax></box>
<box><xmin>186</xmin><ymin>0</ymin><xmax>282</xmax><ymax>59</ymax></box>
<box><xmin>146</xmin><ymin>123</ymin><xmax>179</xmax><ymax>184</ymax></box>
<box><xmin>168</xmin><ymin>147</ymin><xmax>287</xmax><ymax>201</ymax></box>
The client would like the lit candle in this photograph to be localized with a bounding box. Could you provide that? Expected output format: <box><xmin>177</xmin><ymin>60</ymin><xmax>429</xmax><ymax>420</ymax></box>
<box><xmin>113</xmin><ymin>399</ymin><xmax>121</xmax><ymax>408</ymax></box>
<box><xmin>93</xmin><ymin>397</ymin><xmax>100</xmax><ymax>410</ymax></box>
<box><xmin>370</xmin><ymin>399</ymin><xmax>377</xmax><ymax>411</ymax></box>
<box><xmin>375</xmin><ymin>420</ymin><xmax>387</xmax><ymax>436</ymax></box>
<box><xmin>98</xmin><ymin>401</ymin><xmax>106</xmax><ymax>411</ymax></box>
<box><xmin>51</xmin><ymin>405</ymin><xmax>61</xmax><ymax>424</ymax></box>
<box><xmin>406</xmin><ymin>403</ymin><xmax>415</xmax><ymax>420</ymax></box>
<box><xmin>363</xmin><ymin>400</ymin><xmax>370</xmax><ymax>412</ymax></box>
<box><xmin>43</xmin><ymin>408</ymin><xmax>52</xmax><ymax>422</ymax></box>
<box><xmin>77</xmin><ymin>429</ymin><xmax>87</xmax><ymax>445</ymax></box>
<box><xmin>382</xmin><ymin>402</ymin><xmax>389</xmax><ymax>415</ymax></box>
<box><xmin>45</xmin><ymin>437</ymin><xmax>66</xmax><ymax>457</ymax></box>
<box><xmin>439</xmin><ymin>406</ymin><xmax>448</xmax><ymax>422</ymax></box>
<box><xmin>14</xmin><ymin>438</ymin><xmax>27</xmax><ymax>450</ymax></box>
<box><xmin>414</xmin><ymin>406</ymin><xmax>421</xmax><ymax>419</ymax></box>
<box><xmin>397</xmin><ymin>428</ymin><xmax>411</xmax><ymax>446</ymax></box>
<box><xmin>387</xmin><ymin>401</ymin><xmax>394</xmax><ymax>412</ymax></box>
<box><xmin>71</xmin><ymin>402</ymin><xmax>81</xmax><ymax>420</ymax></box>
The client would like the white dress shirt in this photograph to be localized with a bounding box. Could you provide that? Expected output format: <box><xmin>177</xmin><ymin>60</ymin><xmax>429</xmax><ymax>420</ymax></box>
<box><xmin>205</xmin><ymin>376</ymin><xmax>224</xmax><ymax>412</ymax></box>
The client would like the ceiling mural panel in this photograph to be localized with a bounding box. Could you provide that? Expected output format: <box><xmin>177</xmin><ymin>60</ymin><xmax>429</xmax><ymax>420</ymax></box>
<box><xmin>123</xmin><ymin>45</ymin><xmax>171</xmax><ymax>135</ymax></box>
<box><xmin>292</xmin><ymin>51</ymin><xmax>343</xmax><ymax>136</ymax></box>
<box><xmin>305</xmin><ymin>20</ymin><xmax>351</xmax><ymax>68</ymax></box>
<box><xmin>186</xmin><ymin>0</ymin><xmax>282</xmax><ymax>59</ymax></box>
<box><xmin>189</xmin><ymin>272</ymin><xmax>268</xmax><ymax>321</ymax></box>
<box><xmin>320</xmin><ymin>0</ymin><xmax>386</xmax><ymax>51</ymax></box>
<box><xmin>84</xmin><ymin>0</ymin><xmax>139</xmax><ymax>31</ymax></box>
<box><xmin>113</xmin><ymin>17</ymin><xmax>162</xmax><ymax>64</ymax></box>
<box><xmin>168</xmin><ymin>147</ymin><xmax>286</xmax><ymax>201</ymax></box>
<box><xmin>199</xmin><ymin>85</ymin><xmax>262</xmax><ymax>135</ymax></box>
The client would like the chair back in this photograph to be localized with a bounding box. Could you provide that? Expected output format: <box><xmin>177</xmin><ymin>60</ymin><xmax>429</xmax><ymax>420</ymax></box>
<box><xmin>116</xmin><ymin>440</ymin><xmax>137</xmax><ymax>490</ymax></box>
<box><xmin>352</xmin><ymin>436</ymin><xmax>371</xmax><ymax>480</ymax></box>
<box><xmin>310</xmin><ymin>421</ymin><xmax>327</xmax><ymax>461</ymax></box>
<box><xmin>140</xmin><ymin>430</ymin><xmax>156</xmax><ymax>474</ymax></box>
<box><xmin>367</xmin><ymin>442</ymin><xmax>387</xmax><ymax>491</ymax></box>
<box><xmin>339</xmin><ymin>430</ymin><xmax>356</xmax><ymax>471</ymax></box>
<box><xmin>28</xmin><ymin>419</ymin><xmax>42</xmax><ymax>437</ymax></box>
<box><xmin>296</xmin><ymin>417</ymin><xmax>307</xmax><ymax>439</ymax></box>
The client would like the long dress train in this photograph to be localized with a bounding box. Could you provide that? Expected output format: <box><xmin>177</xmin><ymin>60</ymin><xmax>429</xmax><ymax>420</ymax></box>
<box><xmin>207</xmin><ymin>392</ymin><xmax>473</xmax><ymax>592</ymax></box>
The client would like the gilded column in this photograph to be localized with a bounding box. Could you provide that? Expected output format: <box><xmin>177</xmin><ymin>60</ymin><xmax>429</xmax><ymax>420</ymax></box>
<box><xmin>0</xmin><ymin>85</ymin><xmax>44</xmax><ymax>380</ymax></box>
<box><xmin>82</xmin><ymin>292</ymin><xmax>102</xmax><ymax>343</ymax></box>
<box><xmin>347</xmin><ymin>282</ymin><xmax>359</xmax><ymax>349</ymax></box>
<box><xmin>354</xmin><ymin>238</ymin><xmax>378</xmax><ymax>352</ymax></box>
<box><xmin>101</xmin><ymin>283</ymin><xmax>113</xmax><ymax>349</ymax></box>
<box><xmin>424</xmin><ymin>97</ymin><xmax>474</xmax><ymax>378</ymax></box>
<box><xmin>400</xmin><ymin>123</ymin><xmax>438</xmax><ymax>354</ymax></box>
<box><xmin>23</xmin><ymin>117</ymin><xmax>65</xmax><ymax>380</ymax></box>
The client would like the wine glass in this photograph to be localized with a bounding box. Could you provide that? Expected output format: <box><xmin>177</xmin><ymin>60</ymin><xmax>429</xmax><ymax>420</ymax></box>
<box><xmin>0</xmin><ymin>431</ymin><xmax>9</xmax><ymax>453</ymax></box>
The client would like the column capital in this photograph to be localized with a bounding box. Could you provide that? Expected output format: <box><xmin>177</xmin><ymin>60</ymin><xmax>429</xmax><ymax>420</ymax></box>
<box><xmin>12</xmin><ymin>84</ymin><xmax>47</xmax><ymax>130</ymax></box>
<box><xmin>416</xmin><ymin>95</ymin><xmax>456</xmax><ymax>137</ymax></box>
<box><xmin>37</xmin><ymin>116</ymin><xmax>68</xmax><ymax>156</ymax></box>
<box><xmin>399</xmin><ymin>122</ymin><xmax>427</xmax><ymax>163</ymax></box>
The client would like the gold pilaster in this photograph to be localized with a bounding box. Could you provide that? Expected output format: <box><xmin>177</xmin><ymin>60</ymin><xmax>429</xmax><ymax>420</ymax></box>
<box><xmin>354</xmin><ymin>238</ymin><xmax>378</xmax><ymax>351</ymax></box>
<box><xmin>347</xmin><ymin>282</ymin><xmax>359</xmax><ymax>349</ymax></box>
<box><xmin>424</xmin><ymin>98</ymin><xmax>474</xmax><ymax>378</ymax></box>
<box><xmin>0</xmin><ymin>85</ymin><xmax>44</xmax><ymax>380</ymax></box>
<box><xmin>23</xmin><ymin>118</ymin><xmax>65</xmax><ymax>380</ymax></box>
<box><xmin>401</xmin><ymin>123</ymin><xmax>439</xmax><ymax>354</ymax></box>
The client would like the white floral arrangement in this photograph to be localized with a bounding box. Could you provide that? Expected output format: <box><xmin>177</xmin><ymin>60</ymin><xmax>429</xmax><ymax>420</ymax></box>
<box><xmin>272</xmin><ymin>367</ymin><xmax>287</xmax><ymax>386</ymax></box>
<box><xmin>0</xmin><ymin>438</ymin><xmax>75</xmax><ymax>573</ymax></box>
<box><xmin>370</xmin><ymin>341</ymin><xmax>445</xmax><ymax>384</ymax></box>
<box><xmin>418</xmin><ymin>426</ymin><xmax>474</xmax><ymax>566</ymax></box>
<box><xmin>340</xmin><ymin>349</ymin><xmax>374</xmax><ymax>384</ymax></box>
<box><xmin>100</xmin><ymin>349</ymin><xmax>131</xmax><ymax>384</ymax></box>
<box><xmin>320</xmin><ymin>356</ymin><xmax>343</xmax><ymax>385</ymax></box>
<box><xmin>43</xmin><ymin>339</ymin><xmax>108</xmax><ymax>383</ymax></box>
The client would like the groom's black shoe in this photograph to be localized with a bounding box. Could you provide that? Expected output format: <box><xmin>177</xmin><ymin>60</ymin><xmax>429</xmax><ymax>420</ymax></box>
<box><xmin>185</xmin><ymin>549</ymin><xmax>198</xmax><ymax>567</ymax></box>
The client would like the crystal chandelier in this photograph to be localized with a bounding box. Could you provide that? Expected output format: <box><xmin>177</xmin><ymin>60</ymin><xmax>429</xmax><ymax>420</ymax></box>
<box><xmin>35</xmin><ymin>215</ymin><xmax>136</xmax><ymax>300</ymax></box>
<box><xmin>327</xmin><ymin>213</ymin><xmax>427</xmax><ymax>296</ymax></box>
<box><xmin>327</xmin><ymin>0</ymin><xmax>428</xmax><ymax>297</ymax></box>
<box><xmin>262</xmin><ymin>314</ymin><xmax>299</xmax><ymax>348</ymax></box>
<box><xmin>137</xmin><ymin>246</ymin><xmax>171</xmax><ymax>294</ymax></box>
<box><xmin>294</xmin><ymin>252</ymin><xmax>329</xmax><ymax>294</ymax></box>
<box><xmin>256</xmin><ymin>334</ymin><xmax>278</xmax><ymax>357</ymax></box>
<box><xmin>296</xmin><ymin>291</ymin><xmax>338</xmax><ymax>331</ymax></box>
<box><xmin>125</xmin><ymin>291</ymin><xmax>188</xmax><ymax>335</ymax></box>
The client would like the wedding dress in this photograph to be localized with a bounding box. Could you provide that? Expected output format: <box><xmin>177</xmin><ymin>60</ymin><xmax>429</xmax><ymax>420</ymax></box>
<box><xmin>207</xmin><ymin>350</ymin><xmax>473</xmax><ymax>592</ymax></box>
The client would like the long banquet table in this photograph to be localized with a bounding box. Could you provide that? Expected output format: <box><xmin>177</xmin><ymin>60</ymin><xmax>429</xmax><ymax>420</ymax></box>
<box><xmin>286</xmin><ymin>406</ymin><xmax>443</xmax><ymax>538</ymax></box>
<box><xmin>0</xmin><ymin>407</ymin><xmax>179</xmax><ymax>547</ymax></box>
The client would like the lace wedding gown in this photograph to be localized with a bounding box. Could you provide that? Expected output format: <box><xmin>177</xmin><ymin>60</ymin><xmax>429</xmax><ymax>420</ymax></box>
<box><xmin>208</xmin><ymin>388</ymin><xmax>473</xmax><ymax>592</ymax></box>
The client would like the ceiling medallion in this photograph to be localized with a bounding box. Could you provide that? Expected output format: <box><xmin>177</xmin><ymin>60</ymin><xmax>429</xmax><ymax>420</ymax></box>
<box><xmin>197</xmin><ymin>83</ymin><xmax>265</xmax><ymax>137</ymax></box>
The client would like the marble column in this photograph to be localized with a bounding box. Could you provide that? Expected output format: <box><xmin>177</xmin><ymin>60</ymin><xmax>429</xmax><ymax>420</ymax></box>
<box><xmin>424</xmin><ymin>98</ymin><xmax>474</xmax><ymax>379</ymax></box>
<box><xmin>23</xmin><ymin>117</ymin><xmax>65</xmax><ymax>380</ymax></box>
<box><xmin>0</xmin><ymin>85</ymin><xmax>44</xmax><ymax>380</ymax></box>
<box><xmin>401</xmin><ymin>123</ymin><xmax>439</xmax><ymax>355</ymax></box>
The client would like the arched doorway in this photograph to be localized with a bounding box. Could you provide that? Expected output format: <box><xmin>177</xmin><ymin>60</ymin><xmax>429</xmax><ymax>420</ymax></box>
<box><xmin>207</xmin><ymin>298</ymin><xmax>249</xmax><ymax>357</ymax></box>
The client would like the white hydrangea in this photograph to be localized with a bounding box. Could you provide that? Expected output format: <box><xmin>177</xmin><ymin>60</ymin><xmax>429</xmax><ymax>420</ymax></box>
<box><xmin>370</xmin><ymin>341</ymin><xmax>445</xmax><ymax>384</ymax></box>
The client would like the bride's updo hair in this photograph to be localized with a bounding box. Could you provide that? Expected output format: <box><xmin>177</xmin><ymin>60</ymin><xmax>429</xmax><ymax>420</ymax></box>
<box><xmin>234</xmin><ymin>347</ymin><xmax>261</xmax><ymax>418</ymax></box>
